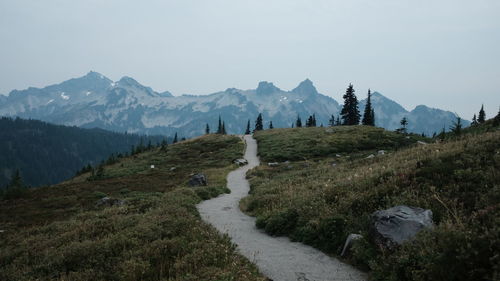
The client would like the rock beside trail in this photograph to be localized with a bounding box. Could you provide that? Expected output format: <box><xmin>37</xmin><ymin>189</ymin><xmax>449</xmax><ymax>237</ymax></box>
<box><xmin>96</xmin><ymin>197</ymin><xmax>126</xmax><ymax>207</ymax></box>
<box><xmin>268</xmin><ymin>162</ymin><xmax>279</xmax><ymax>167</ymax></box>
<box><xmin>371</xmin><ymin>205</ymin><xmax>433</xmax><ymax>249</ymax></box>
<box><xmin>234</xmin><ymin>159</ymin><xmax>248</xmax><ymax>166</ymax></box>
<box><xmin>188</xmin><ymin>173</ymin><xmax>208</xmax><ymax>186</ymax></box>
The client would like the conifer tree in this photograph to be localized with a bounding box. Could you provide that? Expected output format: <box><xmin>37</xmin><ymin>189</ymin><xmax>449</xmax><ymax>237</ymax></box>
<box><xmin>312</xmin><ymin>114</ymin><xmax>317</xmax><ymax>126</ymax></box>
<box><xmin>216</xmin><ymin>115</ymin><xmax>222</xmax><ymax>134</ymax></box>
<box><xmin>340</xmin><ymin>84</ymin><xmax>361</xmax><ymax>125</ymax></box>
<box><xmin>471</xmin><ymin>114</ymin><xmax>477</xmax><ymax>126</ymax></box>
<box><xmin>9</xmin><ymin>169</ymin><xmax>23</xmax><ymax>188</ymax></box>
<box><xmin>245</xmin><ymin>120</ymin><xmax>251</xmax><ymax>134</ymax></box>
<box><xmin>296</xmin><ymin>116</ymin><xmax>302</xmax><ymax>128</ymax></box>
<box><xmin>205</xmin><ymin>123</ymin><xmax>210</xmax><ymax>134</ymax></box>
<box><xmin>328</xmin><ymin>115</ymin><xmax>335</xmax><ymax>127</ymax></box>
<box><xmin>306</xmin><ymin>115</ymin><xmax>313</xmax><ymax>127</ymax></box>
<box><xmin>269</xmin><ymin>121</ymin><xmax>274</xmax><ymax>129</ymax></box>
<box><xmin>478</xmin><ymin>105</ymin><xmax>486</xmax><ymax>123</ymax></box>
<box><xmin>254</xmin><ymin>113</ymin><xmax>263</xmax><ymax>131</ymax></box>
<box><xmin>398</xmin><ymin>117</ymin><xmax>408</xmax><ymax>134</ymax></box>
<box><xmin>450</xmin><ymin>117</ymin><xmax>462</xmax><ymax>136</ymax></box>
<box><xmin>222</xmin><ymin>122</ymin><xmax>227</xmax><ymax>135</ymax></box>
<box><xmin>362</xmin><ymin>89</ymin><xmax>375</xmax><ymax>126</ymax></box>
<box><xmin>173</xmin><ymin>132</ymin><xmax>178</xmax><ymax>143</ymax></box>
<box><xmin>335</xmin><ymin>115</ymin><xmax>341</xmax><ymax>126</ymax></box>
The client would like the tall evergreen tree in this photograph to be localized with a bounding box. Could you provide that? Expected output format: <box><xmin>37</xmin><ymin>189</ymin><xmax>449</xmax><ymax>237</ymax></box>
<box><xmin>269</xmin><ymin>121</ymin><xmax>274</xmax><ymax>129</ymax></box>
<box><xmin>254</xmin><ymin>113</ymin><xmax>263</xmax><ymax>132</ymax></box>
<box><xmin>362</xmin><ymin>89</ymin><xmax>375</xmax><ymax>126</ymax></box>
<box><xmin>245</xmin><ymin>120</ymin><xmax>251</xmax><ymax>134</ymax></box>
<box><xmin>296</xmin><ymin>116</ymin><xmax>302</xmax><ymax>128</ymax></box>
<box><xmin>328</xmin><ymin>115</ymin><xmax>335</xmax><ymax>127</ymax></box>
<box><xmin>216</xmin><ymin>115</ymin><xmax>222</xmax><ymax>134</ymax></box>
<box><xmin>478</xmin><ymin>105</ymin><xmax>486</xmax><ymax>123</ymax></box>
<box><xmin>306</xmin><ymin>115</ymin><xmax>313</xmax><ymax>127</ymax></box>
<box><xmin>312</xmin><ymin>114</ymin><xmax>317</xmax><ymax>126</ymax></box>
<box><xmin>335</xmin><ymin>115</ymin><xmax>341</xmax><ymax>126</ymax></box>
<box><xmin>340</xmin><ymin>84</ymin><xmax>360</xmax><ymax>125</ymax></box>
<box><xmin>173</xmin><ymin>132</ymin><xmax>178</xmax><ymax>143</ymax></box>
<box><xmin>205</xmin><ymin>123</ymin><xmax>210</xmax><ymax>134</ymax></box>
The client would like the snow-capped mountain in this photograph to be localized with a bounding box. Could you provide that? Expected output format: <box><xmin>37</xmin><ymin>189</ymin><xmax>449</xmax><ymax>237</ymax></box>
<box><xmin>0</xmin><ymin>71</ymin><xmax>465</xmax><ymax>137</ymax></box>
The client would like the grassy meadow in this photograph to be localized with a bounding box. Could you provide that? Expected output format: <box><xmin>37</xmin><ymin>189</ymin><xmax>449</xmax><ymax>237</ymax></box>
<box><xmin>244</xmin><ymin>126</ymin><xmax>500</xmax><ymax>281</ymax></box>
<box><xmin>0</xmin><ymin>134</ymin><xmax>267</xmax><ymax>281</ymax></box>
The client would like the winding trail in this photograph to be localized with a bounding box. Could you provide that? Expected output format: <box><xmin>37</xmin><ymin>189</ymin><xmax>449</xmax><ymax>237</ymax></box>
<box><xmin>197</xmin><ymin>135</ymin><xmax>367</xmax><ymax>281</ymax></box>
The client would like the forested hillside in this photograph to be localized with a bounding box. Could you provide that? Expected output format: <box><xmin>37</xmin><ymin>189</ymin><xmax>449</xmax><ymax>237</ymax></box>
<box><xmin>0</xmin><ymin>117</ymin><xmax>166</xmax><ymax>187</ymax></box>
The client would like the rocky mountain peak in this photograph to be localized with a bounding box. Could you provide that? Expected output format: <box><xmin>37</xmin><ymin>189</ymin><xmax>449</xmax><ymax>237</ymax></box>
<box><xmin>292</xmin><ymin>79</ymin><xmax>318</xmax><ymax>95</ymax></box>
<box><xmin>256</xmin><ymin>81</ymin><xmax>281</xmax><ymax>95</ymax></box>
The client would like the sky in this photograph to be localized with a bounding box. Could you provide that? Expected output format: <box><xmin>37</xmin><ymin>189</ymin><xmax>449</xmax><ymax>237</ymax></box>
<box><xmin>0</xmin><ymin>0</ymin><xmax>499</xmax><ymax>119</ymax></box>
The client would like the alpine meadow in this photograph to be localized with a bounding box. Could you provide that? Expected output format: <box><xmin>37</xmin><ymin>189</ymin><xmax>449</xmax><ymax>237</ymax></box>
<box><xmin>1</xmin><ymin>1</ymin><xmax>499</xmax><ymax>281</ymax></box>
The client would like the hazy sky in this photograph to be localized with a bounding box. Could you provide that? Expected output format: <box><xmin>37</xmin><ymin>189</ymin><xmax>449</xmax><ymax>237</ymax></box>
<box><xmin>1</xmin><ymin>0</ymin><xmax>499</xmax><ymax>119</ymax></box>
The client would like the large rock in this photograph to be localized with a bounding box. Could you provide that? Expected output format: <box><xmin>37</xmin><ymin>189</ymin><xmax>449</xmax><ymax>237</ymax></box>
<box><xmin>341</xmin><ymin>233</ymin><xmax>363</xmax><ymax>257</ymax></box>
<box><xmin>371</xmin><ymin>205</ymin><xmax>433</xmax><ymax>249</ymax></box>
<box><xmin>234</xmin><ymin>159</ymin><xmax>248</xmax><ymax>166</ymax></box>
<box><xmin>188</xmin><ymin>173</ymin><xmax>207</xmax><ymax>186</ymax></box>
<box><xmin>96</xmin><ymin>197</ymin><xmax>126</xmax><ymax>207</ymax></box>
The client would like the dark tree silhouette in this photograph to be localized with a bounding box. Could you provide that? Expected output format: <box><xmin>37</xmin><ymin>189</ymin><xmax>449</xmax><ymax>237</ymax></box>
<box><xmin>362</xmin><ymin>89</ymin><xmax>375</xmax><ymax>126</ymax></box>
<box><xmin>254</xmin><ymin>113</ymin><xmax>264</xmax><ymax>132</ymax></box>
<box><xmin>296</xmin><ymin>116</ymin><xmax>302</xmax><ymax>128</ymax></box>
<box><xmin>478</xmin><ymin>105</ymin><xmax>486</xmax><ymax>123</ymax></box>
<box><xmin>173</xmin><ymin>132</ymin><xmax>178</xmax><ymax>143</ymax></box>
<box><xmin>269</xmin><ymin>121</ymin><xmax>274</xmax><ymax>129</ymax></box>
<box><xmin>205</xmin><ymin>123</ymin><xmax>210</xmax><ymax>134</ymax></box>
<box><xmin>328</xmin><ymin>115</ymin><xmax>335</xmax><ymax>127</ymax></box>
<box><xmin>216</xmin><ymin>115</ymin><xmax>222</xmax><ymax>134</ymax></box>
<box><xmin>340</xmin><ymin>84</ymin><xmax>360</xmax><ymax>125</ymax></box>
<box><xmin>245</xmin><ymin>120</ymin><xmax>251</xmax><ymax>134</ymax></box>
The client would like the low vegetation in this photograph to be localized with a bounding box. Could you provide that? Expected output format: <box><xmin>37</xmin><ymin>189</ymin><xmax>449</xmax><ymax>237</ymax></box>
<box><xmin>244</xmin><ymin>126</ymin><xmax>500</xmax><ymax>281</ymax></box>
<box><xmin>253</xmin><ymin>126</ymin><xmax>426</xmax><ymax>162</ymax></box>
<box><xmin>0</xmin><ymin>134</ymin><xmax>266</xmax><ymax>281</ymax></box>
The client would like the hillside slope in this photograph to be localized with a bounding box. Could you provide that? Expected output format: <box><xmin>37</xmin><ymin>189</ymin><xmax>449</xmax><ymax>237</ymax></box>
<box><xmin>0</xmin><ymin>134</ymin><xmax>266</xmax><ymax>280</ymax></box>
<box><xmin>244</xmin><ymin>126</ymin><xmax>500</xmax><ymax>281</ymax></box>
<box><xmin>0</xmin><ymin>117</ymin><xmax>166</xmax><ymax>187</ymax></box>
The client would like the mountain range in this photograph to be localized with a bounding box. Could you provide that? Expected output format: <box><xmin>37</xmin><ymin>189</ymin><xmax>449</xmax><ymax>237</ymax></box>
<box><xmin>0</xmin><ymin>71</ymin><xmax>466</xmax><ymax>136</ymax></box>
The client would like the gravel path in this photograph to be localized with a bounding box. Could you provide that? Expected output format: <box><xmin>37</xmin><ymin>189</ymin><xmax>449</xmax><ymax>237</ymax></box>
<box><xmin>197</xmin><ymin>135</ymin><xmax>367</xmax><ymax>281</ymax></box>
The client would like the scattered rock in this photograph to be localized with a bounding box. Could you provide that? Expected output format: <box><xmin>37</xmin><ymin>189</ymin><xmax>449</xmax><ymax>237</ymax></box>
<box><xmin>0</xmin><ymin>230</ymin><xmax>5</xmax><ymax>233</ymax></box>
<box><xmin>234</xmin><ymin>159</ymin><xmax>248</xmax><ymax>166</ymax></box>
<box><xmin>341</xmin><ymin>234</ymin><xmax>363</xmax><ymax>257</ymax></box>
<box><xmin>378</xmin><ymin>150</ymin><xmax>385</xmax><ymax>155</ymax></box>
<box><xmin>268</xmin><ymin>162</ymin><xmax>279</xmax><ymax>167</ymax></box>
<box><xmin>371</xmin><ymin>205</ymin><xmax>433</xmax><ymax>249</ymax></box>
<box><xmin>170</xmin><ymin>167</ymin><xmax>177</xmax><ymax>171</ymax></box>
<box><xmin>417</xmin><ymin>141</ymin><xmax>428</xmax><ymax>145</ymax></box>
<box><xmin>406</xmin><ymin>136</ymin><xmax>411</xmax><ymax>139</ymax></box>
<box><xmin>366</xmin><ymin>154</ymin><xmax>375</xmax><ymax>159</ymax></box>
<box><xmin>283</xmin><ymin>160</ymin><xmax>290</xmax><ymax>164</ymax></box>
<box><xmin>188</xmin><ymin>173</ymin><xmax>208</xmax><ymax>186</ymax></box>
<box><xmin>336</xmin><ymin>154</ymin><xmax>342</xmax><ymax>158</ymax></box>
<box><xmin>286</xmin><ymin>165</ymin><xmax>294</xmax><ymax>169</ymax></box>
<box><xmin>150</xmin><ymin>165</ymin><xmax>155</xmax><ymax>169</ymax></box>
<box><xmin>96</xmin><ymin>197</ymin><xmax>126</xmax><ymax>207</ymax></box>
<box><xmin>325</xmin><ymin>128</ymin><xmax>335</xmax><ymax>133</ymax></box>
<box><xmin>331</xmin><ymin>163</ymin><xmax>337</xmax><ymax>167</ymax></box>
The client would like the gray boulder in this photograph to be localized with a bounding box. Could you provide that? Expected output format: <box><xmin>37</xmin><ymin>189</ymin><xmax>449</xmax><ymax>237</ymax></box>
<box><xmin>371</xmin><ymin>205</ymin><xmax>433</xmax><ymax>249</ymax></box>
<box><xmin>234</xmin><ymin>159</ymin><xmax>248</xmax><ymax>166</ymax></box>
<box><xmin>268</xmin><ymin>162</ymin><xmax>279</xmax><ymax>167</ymax></box>
<box><xmin>96</xmin><ymin>197</ymin><xmax>126</xmax><ymax>207</ymax></box>
<box><xmin>188</xmin><ymin>173</ymin><xmax>207</xmax><ymax>186</ymax></box>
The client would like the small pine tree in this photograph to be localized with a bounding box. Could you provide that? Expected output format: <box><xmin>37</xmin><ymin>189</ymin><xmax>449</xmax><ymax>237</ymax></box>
<box><xmin>222</xmin><ymin>122</ymin><xmax>227</xmax><ymax>135</ymax></box>
<box><xmin>362</xmin><ymin>89</ymin><xmax>375</xmax><ymax>126</ymax></box>
<box><xmin>296</xmin><ymin>116</ymin><xmax>302</xmax><ymax>128</ymax></box>
<box><xmin>478</xmin><ymin>105</ymin><xmax>486</xmax><ymax>123</ymax></box>
<box><xmin>205</xmin><ymin>123</ymin><xmax>210</xmax><ymax>134</ymax></box>
<box><xmin>340</xmin><ymin>84</ymin><xmax>361</xmax><ymax>125</ymax></box>
<box><xmin>245</xmin><ymin>120</ymin><xmax>251</xmax><ymax>134</ymax></box>
<box><xmin>335</xmin><ymin>115</ymin><xmax>341</xmax><ymax>126</ymax></box>
<box><xmin>306</xmin><ymin>115</ymin><xmax>313</xmax><ymax>127</ymax></box>
<box><xmin>312</xmin><ymin>114</ymin><xmax>317</xmax><ymax>126</ymax></box>
<box><xmin>9</xmin><ymin>169</ymin><xmax>24</xmax><ymax>188</ymax></box>
<box><xmin>173</xmin><ymin>132</ymin><xmax>178</xmax><ymax>143</ymax></box>
<box><xmin>217</xmin><ymin>115</ymin><xmax>222</xmax><ymax>134</ymax></box>
<box><xmin>254</xmin><ymin>113</ymin><xmax>263</xmax><ymax>132</ymax></box>
<box><xmin>328</xmin><ymin>115</ymin><xmax>335</xmax><ymax>127</ymax></box>
<box><xmin>398</xmin><ymin>117</ymin><xmax>408</xmax><ymax>134</ymax></box>
<box><xmin>269</xmin><ymin>121</ymin><xmax>274</xmax><ymax>129</ymax></box>
<box><xmin>450</xmin><ymin>116</ymin><xmax>462</xmax><ymax>136</ymax></box>
<box><xmin>471</xmin><ymin>114</ymin><xmax>478</xmax><ymax>126</ymax></box>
